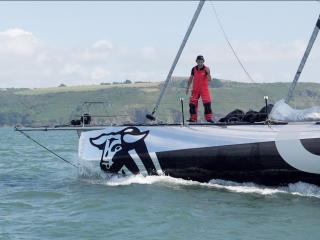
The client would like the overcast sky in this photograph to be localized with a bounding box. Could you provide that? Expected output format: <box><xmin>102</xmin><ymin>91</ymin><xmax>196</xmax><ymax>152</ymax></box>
<box><xmin>0</xmin><ymin>1</ymin><xmax>319</xmax><ymax>88</ymax></box>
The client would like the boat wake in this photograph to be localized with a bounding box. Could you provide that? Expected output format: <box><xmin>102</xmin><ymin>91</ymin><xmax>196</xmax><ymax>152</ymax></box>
<box><xmin>78</xmin><ymin>161</ymin><xmax>320</xmax><ymax>199</ymax></box>
<box><xmin>209</xmin><ymin>179</ymin><xmax>320</xmax><ymax>198</ymax></box>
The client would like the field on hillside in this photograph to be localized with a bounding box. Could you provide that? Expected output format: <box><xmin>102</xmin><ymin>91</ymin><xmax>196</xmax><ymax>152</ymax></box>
<box><xmin>14</xmin><ymin>82</ymin><xmax>160</xmax><ymax>95</ymax></box>
<box><xmin>1</xmin><ymin>80</ymin><xmax>320</xmax><ymax>126</ymax></box>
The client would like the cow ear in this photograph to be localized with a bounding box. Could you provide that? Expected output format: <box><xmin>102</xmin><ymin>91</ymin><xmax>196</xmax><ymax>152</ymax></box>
<box><xmin>123</xmin><ymin>127</ymin><xmax>139</xmax><ymax>134</ymax></box>
<box><xmin>123</xmin><ymin>131</ymin><xmax>149</xmax><ymax>143</ymax></box>
<box><xmin>90</xmin><ymin>134</ymin><xmax>108</xmax><ymax>147</ymax></box>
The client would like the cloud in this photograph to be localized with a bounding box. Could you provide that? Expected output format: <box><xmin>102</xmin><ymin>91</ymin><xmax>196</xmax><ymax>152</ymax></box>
<box><xmin>182</xmin><ymin>40</ymin><xmax>308</xmax><ymax>64</ymax></box>
<box><xmin>233</xmin><ymin>40</ymin><xmax>307</xmax><ymax>62</ymax></box>
<box><xmin>90</xmin><ymin>67</ymin><xmax>111</xmax><ymax>80</ymax></box>
<box><xmin>125</xmin><ymin>70</ymin><xmax>154</xmax><ymax>82</ymax></box>
<box><xmin>80</xmin><ymin>40</ymin><xmax>114</xmax><ymax>61</ymax></box>
<box><xmin>0</xmin><ymin>27</ymin><xmax>318</xmax><ymax>88</ymax></box>
<box><xmin>60</xmin><ymin>64</ymin><xmax>85</xmax><ymax>76</ymax></box>
<box><xmin>0</xmin><ymin>28</ymin><xmax>40</xmax><ymax>57</ymax></box>
<box><xmin>141</xmin><ymin>46</ymin><xmax>157</xmax><ymax>60</ymax></box>
<box><xmin>92</xmin><ymin>40</ymin><xmax>113</xmax><ymax>51</ymax></box>
<box><xmin>177</xmin><ymin>39</ymin><xmax>319</xmax><ymax>83</ymax></box>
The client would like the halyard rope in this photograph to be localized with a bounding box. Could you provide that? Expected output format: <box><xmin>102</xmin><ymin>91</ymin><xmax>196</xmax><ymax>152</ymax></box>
<box><xmin>209</xmin><ymin>2</ymin><xmax>256</xmax><ymax>83</ymax></box>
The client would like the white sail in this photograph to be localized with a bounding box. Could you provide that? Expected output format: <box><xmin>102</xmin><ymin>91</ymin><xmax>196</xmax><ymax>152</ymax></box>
<box><xmin>270</xmin><ymin>99</ymin><xmax>320</xmax><ymax>122</ymax></box>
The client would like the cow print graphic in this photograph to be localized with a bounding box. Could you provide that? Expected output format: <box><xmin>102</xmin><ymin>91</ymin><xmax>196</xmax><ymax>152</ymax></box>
<box><xmin>89</xmin><ymin>127</ymin><xmax>158</xmax><ymax>176</ymax></box>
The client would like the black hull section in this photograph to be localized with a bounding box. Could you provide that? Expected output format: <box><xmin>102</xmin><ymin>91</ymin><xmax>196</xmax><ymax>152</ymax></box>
<box><xmin>156</xmin><ymin>139</ymin><xmax>320</xmax><ymax>186</ymax></box>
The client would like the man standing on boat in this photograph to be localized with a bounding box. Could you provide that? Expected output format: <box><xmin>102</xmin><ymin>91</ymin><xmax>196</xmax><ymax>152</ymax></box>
<box><xmin>186</xmin><ymin>55</ymin><xmax>213</xmax><ymax>123</ymax></box>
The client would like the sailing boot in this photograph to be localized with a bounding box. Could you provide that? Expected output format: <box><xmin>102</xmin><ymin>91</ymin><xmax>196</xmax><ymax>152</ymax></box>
<box><xmin>204</xmin><ymin>102</ymin><xmax>213</xmax><ymax>122</ymax></box>
<box><xmin>188</xmin><ymin>103</ymin><xmax>198</xmax><ymax>122</ymax></box>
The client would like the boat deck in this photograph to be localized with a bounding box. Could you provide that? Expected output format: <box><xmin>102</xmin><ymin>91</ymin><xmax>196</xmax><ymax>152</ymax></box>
<box><xmin>14</xmin><ymin>120</ymin><xmax>295</xmax><ymax>132</ymax></box>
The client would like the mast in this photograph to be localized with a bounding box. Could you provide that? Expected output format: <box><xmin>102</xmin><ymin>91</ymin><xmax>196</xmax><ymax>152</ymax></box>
<box><xmin>146</xmin><ymin>0</ymin><xmax>206</xmax><ymax>121</ymax></box>
<box><xmin>285</xmin><ymin>14</ymin><xmax>320</xmax><ymax>103</ymax></box>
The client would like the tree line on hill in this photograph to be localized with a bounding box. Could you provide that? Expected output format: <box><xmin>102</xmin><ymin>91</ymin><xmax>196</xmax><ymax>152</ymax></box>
<box><xmin>1</xmin><ymin>80</ymin><xmax>320</xmax><ymax>127</ymax></box>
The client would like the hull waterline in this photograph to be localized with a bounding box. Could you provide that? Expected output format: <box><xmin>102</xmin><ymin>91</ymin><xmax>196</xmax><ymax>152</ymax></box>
<box><xmin>79</xmin><ymin>123</ymin><xmax>320</xmax><ymax>186</ymax></box>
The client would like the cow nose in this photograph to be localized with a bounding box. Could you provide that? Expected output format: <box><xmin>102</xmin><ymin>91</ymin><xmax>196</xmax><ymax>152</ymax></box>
<box><xmin>101</xmin><ymin>161</ymin><xmax>110</xmax><ymax>169</ymax></box>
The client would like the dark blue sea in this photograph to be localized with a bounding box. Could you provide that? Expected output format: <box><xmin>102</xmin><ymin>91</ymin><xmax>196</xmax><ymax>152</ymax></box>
<box><xmin>1</xmin><ymin>128</ymin><xmax>320</xmax><ymax>240</ymax></box>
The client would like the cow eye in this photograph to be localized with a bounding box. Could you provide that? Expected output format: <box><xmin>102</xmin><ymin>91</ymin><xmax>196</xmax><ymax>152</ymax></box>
<box><xmin>116</xmin><ymin>146</ymin><xmax>122</xmax><ymax>151</ymax></box>
<box><xmin>111</xmin><ymin>144</ymin><xmax>122</xmax><ymax>152</ymax></box>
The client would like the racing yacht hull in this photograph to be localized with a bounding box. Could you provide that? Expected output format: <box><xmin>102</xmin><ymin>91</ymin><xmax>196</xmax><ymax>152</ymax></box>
<box><xmin>79</xmin><ymin>123</ymin><xmax>320</xmax><ymax>186</ymax></box>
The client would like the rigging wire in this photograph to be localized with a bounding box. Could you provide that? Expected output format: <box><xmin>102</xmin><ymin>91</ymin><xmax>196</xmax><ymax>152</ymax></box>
<box><xmin>147</xmin><ymin>0</ymin><xmax>205</xmax><ymax>120</ymax></box>
<box><xmin>16</xmin><ymin>128</ymin><xmax>78</xmax><ymax>168</ymax></box>
<box><xmin>209</xmin><ymin>2</ymin><xmax>256</xmax><ymax>83</ymax></box>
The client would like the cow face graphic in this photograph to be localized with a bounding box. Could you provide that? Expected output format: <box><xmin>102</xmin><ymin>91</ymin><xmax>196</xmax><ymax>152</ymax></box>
<box><xmin>89</xmin><ymin>127</ymin><xmax>158</xmax><ymax>176</ymax></box>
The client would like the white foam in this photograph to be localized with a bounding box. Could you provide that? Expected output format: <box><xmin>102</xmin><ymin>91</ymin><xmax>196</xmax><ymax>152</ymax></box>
<box><xmin>209</xmin><ymin>179</ymin><xmax>320</xmax><ymax>198</ymax></box>
<box><xmin>285</xmin><ymin>182</ymin><xmax>320</xmax><ymax>198</ymax></box>
<box><xmin>105</xmin><ymin>174</ymin><xmax>203</xmax><ymax>187</ymax></box>
<box><xmin>77</xmin><ymin>159</ymin><xmax>109</xmax><ymax>180</ymax></box>
<box><xmin>77</xmin><ymin>159</ymin><xmax>320</xmax><ymax>198</ymax></box>
<box><xmin>208</xmin><ymin>179</ymin><xmax>286</xmax><ymax>195</ymax></box>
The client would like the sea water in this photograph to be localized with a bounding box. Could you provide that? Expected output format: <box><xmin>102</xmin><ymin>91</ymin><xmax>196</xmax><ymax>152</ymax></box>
<box><xmin>1</xmin><ymin>128</ymin><xmax>320</xmax><ymax>240</ymax></box>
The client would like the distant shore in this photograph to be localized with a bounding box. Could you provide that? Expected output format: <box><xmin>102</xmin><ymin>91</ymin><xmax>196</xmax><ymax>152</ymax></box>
<box><xmin>1</xmin><ymin>80</ymin><xmax>319</xmax><ymax>127</ymax></box>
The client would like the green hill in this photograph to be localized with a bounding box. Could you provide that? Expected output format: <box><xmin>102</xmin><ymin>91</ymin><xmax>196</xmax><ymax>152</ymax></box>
<box><xmin>1</xmin><ymin>79</ymin><xmax>320</xmax><ymax>126</ymax></box>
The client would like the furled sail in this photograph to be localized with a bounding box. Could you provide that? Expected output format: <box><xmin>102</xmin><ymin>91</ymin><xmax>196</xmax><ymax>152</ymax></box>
<box><xmin>270</xmin><ymin>99</ymin><xmax>320</xmax><ymax>122</ymax></box>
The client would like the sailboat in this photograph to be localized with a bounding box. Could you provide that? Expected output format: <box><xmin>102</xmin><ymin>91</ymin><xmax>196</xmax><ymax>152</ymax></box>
<box><xmin>16</xmin><ymin>1</ymin><xmax>320</xmax><ymax>186</ymax></box>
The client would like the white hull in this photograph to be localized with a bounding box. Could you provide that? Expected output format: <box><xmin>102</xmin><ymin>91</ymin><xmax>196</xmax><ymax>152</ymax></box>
<box><xmin>78</xmin><ymin>122</ymin><xmax>320</xmax><ymax>185</ymax></box>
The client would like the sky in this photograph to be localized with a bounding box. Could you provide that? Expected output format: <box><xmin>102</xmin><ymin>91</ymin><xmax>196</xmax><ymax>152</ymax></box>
<box><xmin>0</xmin><ymin>1</ymin><xmax>319</xmax><ymax>88</ymax></box>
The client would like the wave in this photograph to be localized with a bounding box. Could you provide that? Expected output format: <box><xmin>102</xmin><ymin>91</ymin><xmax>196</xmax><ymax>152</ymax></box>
<box><xmin>78</xmin><ymin>165</ymin><xmax>320</xmax><ymax>198</ymax></box>
<box><xmin>209</xmin><ymin>179</ymin><xmax>320</xmax><ymax>198</ymax></box>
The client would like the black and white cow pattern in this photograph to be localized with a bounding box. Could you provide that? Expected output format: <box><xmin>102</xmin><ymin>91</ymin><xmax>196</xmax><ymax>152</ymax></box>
<box><xmin>89</xmin><ymin>127</ymin><xmax>158</xmax><ymax>175</ymax></box>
